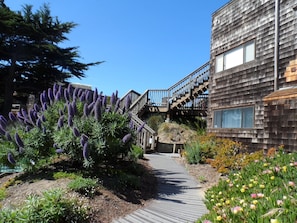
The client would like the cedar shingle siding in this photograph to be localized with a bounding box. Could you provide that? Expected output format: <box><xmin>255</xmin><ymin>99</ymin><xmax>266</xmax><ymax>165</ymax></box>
<box><xmin>208</xmin><ymin>0</ymin><xmax>297</xmax><ymax>151</ymax></box>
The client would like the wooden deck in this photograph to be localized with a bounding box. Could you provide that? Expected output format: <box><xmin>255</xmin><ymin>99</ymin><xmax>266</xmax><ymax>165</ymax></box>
<box><xmin>112</xmin><ymin>154</ymin><xmax>208</xmax><ymax>223</ymax></box>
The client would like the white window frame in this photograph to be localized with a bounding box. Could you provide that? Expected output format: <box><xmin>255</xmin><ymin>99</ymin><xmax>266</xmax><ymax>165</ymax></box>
<box><xmin>215</xmin><ymin>40</ymin><xmax>255</xmax><ymax>73</ymax></box>
<box><xmin>213</xmin><ymin>106</ymin><xmax>254</xmax><ymax>128</ymax></box>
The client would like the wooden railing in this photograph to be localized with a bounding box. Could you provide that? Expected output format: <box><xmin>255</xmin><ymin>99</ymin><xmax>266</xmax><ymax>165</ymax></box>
<box><xmin>129</xmin><ymin>61</ymin><xmax>210</xmax><ymax>114</ymax></box>
<box><xmin>120</xmin><ymin>61</ymin><xmax>210</xmax><ymax>152</ymax></box>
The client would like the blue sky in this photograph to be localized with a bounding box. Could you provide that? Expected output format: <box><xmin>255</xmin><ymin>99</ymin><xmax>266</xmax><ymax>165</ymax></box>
<box><xmin>5</xmin><ymin>0</ymin><xmax>229</xmax><ymax>96</ymax></box>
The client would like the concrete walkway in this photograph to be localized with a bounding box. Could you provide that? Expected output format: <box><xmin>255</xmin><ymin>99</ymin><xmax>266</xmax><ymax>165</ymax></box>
<box><xmin>112</xmin><ymin>153</ymin><xmax>209</xmax><ymax>223</ymax></box>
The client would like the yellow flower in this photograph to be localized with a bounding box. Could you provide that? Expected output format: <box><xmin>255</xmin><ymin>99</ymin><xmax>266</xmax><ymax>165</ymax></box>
<box><xmin>250</xmin><ymin>204</ymin><xmax>256</xmax><ymax>210</ymax></box>
<box><xmin>260</xmin><ymin>184</ymin><xmax>265</xmax><ymax>189</ymax></box>
<box><xmin>225</xmin><ymin>200</ymin><xmax>230</xmax><ymax>205</ymax></box>
<box><xmin>282</xmin><ymin>166</ymin><xmax>287</xmax><ymax>172</ymax></box>
<box><xmin>248</xmin><ymin>183</ymin><xmax>253</xmax><ymax>188</ymax></box>
<box><xmin>217</xmin><ymin>215</ymin><xmax>222</xmax><ymax>221</ymax></box>
<box><xmin>270</xmin><ymin>219</ymin><xmax>279</xmax><ymax>223</ymax></box>
<box><xmin>240</xmin><ymin>188</ymin><xmax>245</xmax><ymax>193</ymax></box>
<box><xmin>270</xmin><ymin>176</ymin><xmax>275</xmax><ymax>180</ymax></box>
<box><xmin>252</xmin><ymin>200</ymin><xmax>258</xmax><ymax>205</ymax></box>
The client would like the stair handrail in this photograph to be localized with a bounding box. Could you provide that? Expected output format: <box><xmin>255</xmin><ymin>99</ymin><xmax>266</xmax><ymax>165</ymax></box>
<box><xmin>168</xmin><ymin>61</ymin><xmax>210</xmax><ymax>100</ymax></box>
<box><xmin>127</xmin><ymin>61</ymin><xmax>210</xmax><ymax>115</ymax></box>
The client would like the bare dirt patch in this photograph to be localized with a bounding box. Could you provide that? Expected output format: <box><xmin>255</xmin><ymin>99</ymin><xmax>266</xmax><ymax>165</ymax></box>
<box><xmin>0</xmin><ymin>159</ymin><xmax>157</xmax><ymax>223</ymax></box>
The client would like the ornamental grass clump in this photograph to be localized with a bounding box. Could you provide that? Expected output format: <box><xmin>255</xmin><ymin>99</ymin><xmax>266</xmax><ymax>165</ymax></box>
<box><xmin>197</xmin><ymin>149</ymin><xmax>297</xmax><ymax>223</ymax></box>
<box><xmin>0</xmin><ymin>83</ymin><xmax>136</xmax><ymax>172</ymax></box>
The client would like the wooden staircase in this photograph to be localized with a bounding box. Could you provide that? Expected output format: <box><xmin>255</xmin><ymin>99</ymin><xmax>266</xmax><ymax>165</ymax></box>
<box><xmin>120</xmin><ymin>61</ymin><xmax>210</xmax><ymax>151</ymax></box>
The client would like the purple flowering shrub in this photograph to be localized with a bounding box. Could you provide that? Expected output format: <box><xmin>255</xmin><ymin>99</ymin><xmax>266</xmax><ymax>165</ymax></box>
<box><xmin>0</xmin><ymin>83</ymin><xmax>136</xmax><ymax>171</ymax></box>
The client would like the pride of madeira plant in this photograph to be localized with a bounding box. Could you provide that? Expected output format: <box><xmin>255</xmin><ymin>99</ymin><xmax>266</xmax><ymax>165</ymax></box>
<box><xmin>0</xmin><ymin>84</ymin><xmax>141</xmax><ymax>171</ymax></box>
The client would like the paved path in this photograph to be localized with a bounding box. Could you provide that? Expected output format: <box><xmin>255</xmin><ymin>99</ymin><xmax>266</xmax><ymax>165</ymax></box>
<box><xmin>113</xmin><ymin>153</ymin><xmax>209</xmax><ymax>223</ymax></box>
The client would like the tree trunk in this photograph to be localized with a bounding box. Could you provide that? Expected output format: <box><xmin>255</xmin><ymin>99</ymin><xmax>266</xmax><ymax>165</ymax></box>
<box><xmin>2</xmin><ymin>56</ymin><xmax>16</xmax><ymax>116</ymax></box>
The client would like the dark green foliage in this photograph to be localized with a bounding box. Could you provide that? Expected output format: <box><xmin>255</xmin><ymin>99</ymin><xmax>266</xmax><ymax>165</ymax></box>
<box><xmin>0</xmin><ymin>3</ymin><xmax>101</xmax><ymax>115</ymax></box>
<box><xmin>128</xmin><ymin>144</ymin><xmax>144</xmax><ymax>162</ymax></box>
<box><xmin>68</xmin><ymin>177</ymin><xmax>98</xmax><ymax>198</ymax></box>
<box><xmin>147</xmin><ymin>114</ymin><xmax>164</xmax><ymax>132</ymax></box>
<box><xmin>0</xmin><ymin>83</ymin><xmax>135</xmax><ymax>172</ymax></box>
<box><xmin>184</xmin><ymin>141</ymin><xmax>201</xmax><ymax>164</ymax></box>
<box><xmin>0</xmin><ymin>189</ymin><xmax>90</xmax><ymax>223</ymax></box>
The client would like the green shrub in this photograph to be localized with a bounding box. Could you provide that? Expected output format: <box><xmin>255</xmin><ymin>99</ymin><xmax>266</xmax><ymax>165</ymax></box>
<box><xmin>53</xmin><ymin>171</ymin><xmax>81</xmax><ymax>180</ymax></box>
<box><xmin>117</xmin><ymin>172</ymin><xmax>140</xmax><ymax>189</ymax></box>
<box><xmin>0</xmin><ymin>189</ymin><xmax>90</xmax><ymax>223</ymax></box>
<box><xmin>68</xmin><ymin>177</ymin><xmax>98</xmax><ymax>198</ymax></box>
<box><xmin>197</xmin><ymin>151</ymin><xmax>297</xmax><ymax>223</ymax></box>
<box><xmin>147</xmin><ymin>115</ymin><xmax>164</xmax><ymax>132</ymax></box>
<box><xmin>128</xmin><ymin>144</ymin><xmax>144</xmax><ymax>161</ymax></box>
<box><xmin>184</xmin><ymin>141</ymin><xmax>201</xmax><ymax>164</ymax></box>
<box><xmin>0</xmin><ymin>84</ymin><xmax>136</xmax><ymax>172</ymax></box>
<box><xmin>0</xmin><ymin>187</ymin><xmax>6</xmax><ymax>201</ymax></box>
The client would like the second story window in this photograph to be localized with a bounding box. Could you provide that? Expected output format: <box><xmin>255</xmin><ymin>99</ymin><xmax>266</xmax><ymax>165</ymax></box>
<box><xmin>215</xmin><ymin>40</ymin><xmax>255</xmax><ymax>73</ymax></box>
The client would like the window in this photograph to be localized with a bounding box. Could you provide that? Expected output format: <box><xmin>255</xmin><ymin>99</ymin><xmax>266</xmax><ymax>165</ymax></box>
<box><xmin>215</xmin><ymin>40</ymin><xmax>255</xmax><ymax>72</ymax></box>
<box><xmin>214</xmin><ymin>107</ymin><xmax>254</xmax><ymax>128</ymax></box>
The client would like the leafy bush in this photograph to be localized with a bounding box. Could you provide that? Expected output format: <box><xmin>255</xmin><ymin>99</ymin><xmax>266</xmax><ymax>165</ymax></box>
<box><xmin>184</xmin><ymin>141</ymin><xmax>201</xmax><ymax>164</ymax></box>
<box><xmin>0</xmin><ymin>187</ymin><xmax>6</xmax><ymax>202</ymax></box>
<box><xmin>184</xmin><ymin>134</ymin><xmax>264</xmax><ymax>174</ymax></box>
<box><xmin>0</xmin><ymin>84</ymin><xmax>137</xmax><ymax>172</ymax></box>
<box><xmin>117</xmin><ymin>172</ymin><xmax>141</xmax><ymax>189</ymax></box>
<box><xmin>147</xmin><ymin>114</ymin><xmax>164</xmax><ymax>132</ymax></box>
<box><xmin>68</xmin><ymin>177</ymin><xmax>98</xmax><ymax>198</ymax></box>
<box><xmin>197</xmin><ymin>151</ymin><xmax>297</xmax><ymax>223</ymax></box>
<box><xmin>128</xmin><ymin>144</ymin><xmax>144</xmax><ymax>161</ymax></box>
<box><xmin>0</xmin><ymin>189</ymin><xmax>90</xmax><ymax>223</ymax></box>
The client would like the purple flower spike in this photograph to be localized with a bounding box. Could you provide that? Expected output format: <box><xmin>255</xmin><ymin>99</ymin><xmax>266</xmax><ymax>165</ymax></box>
<box><xmin>68</xmin><ymin>116</ymin><xmax>73</xmax><ymax>127</ymax></box>
<box><xmin>5</xmin><ymin>132</ymin><xmax>12</xmax><ymax>141</ymax></box>
<box><xmin>114</xmin><ymin>99</ymin><xmax>120</xmax><ymax>112</ymax></box>
<box><xmin>25</xmin><ymin>125</ymin><xmax>31</xmax><ymax>132</ymax></box>
<box><xmin>40</xmin><ymin>92</ymin><xmax>45</xmax><ymax>104</ymax></box>
<box><xmin>29</xmin><ymin>109</ymin><xmax>36</xmax><ymax>124</ymax></box>
<box><xmin>41</xmin><ymin>114</ymin><xmax>46</xmax><ymax>122</ymax></box>
<box><xmin>137</xmin><ymin>122</ymin><xmax>146</xmax><ymax>133</ymax></box>
<box><xmin>8</xmin><ymin>112</ymin><xmax>17</xmax><ymax>122</ymax></box>
<box><xmin>68</xmin><ymin>103</ymin><xmax>74</xmax><ymax>117</ymax></box>
<box><xmin>53</xmin><ymin>83</ymin><xmax>58</xmax><ymax>95</ymax></box>
<box><xmin>102</xmin><ymin>95</ymin><xmax>107</xmax><ymax>108</ymax></box>
<box><xmin>93</xmin><ymin>88</ymin><xmax>98</xmax><ymax>102</ymax></box>
<box><xmin>42</xmin><ymin>103</ymin><xmax>47</xmax><ymax>111</ymax></box>
<box><xmin>86</xmin><ymin>90</ymin><xmax>91</xmax><ymax>102</ymax></box>
<box><xmin>57</xmin><ymin>116</ymin><xmax>64</xmax><ymax>128</ymax></box>
<box><xmin>71</xmin><ymin>102</ymin><xmax>77</xmax><ymax>115</ymax></box>
<box><xmin>83</xmin><ymin>142</ymin><xmax>89</xmax><ymax>160</ymax></box>
<box><xmin>36</xmin><ymin>118</ymin><xmax>42</xmax><ymax>129</ymax></box>
<box><xmin>125</xmin><ymin>95</ymin><xmax>132</xmax><ymax>112</ymax></box>
<box><xmin>15</xmin><ymin>133</ymin><xmax>24</xmax><ymax>148</ymax></box>
<box><xmin>56</xmin><ymin>148</ymin><xmax>64</xmax><ymax>154</ymax></box>
<box><xmin>122</xmin><ymin>133</ymin><xmax>132</xmax><ymax>144</ymax></box>
<box><xmin>64</xmin><ymin>89</ymin><xmax>70</xmax><ymax>102</ymax></box>
<box><xmin>48</xmin><ymin>88</ymin><xmax>54</xmax><ymax>103</ymax></box>
<box><xmin>83</xmin><ymin>103</ymin><xmax>89</xmax><ymax>117</ymax></box>
<box><xmin>80</xmin><ymin>134</ymin><xmax>88</xmax><ymax>147</ymax></box>
<box><xmin>0</xmin><ymin>125</ymin><xmax>6</xmax><ymax>135</ymax></box>
<box><xmin>73</xmin><ymin>127</ymin><xmax>80</xmax><ymax>137</ymax></box>
<box><xmin>0</xmin><ymin>115</ymin><xmax>8</xmax><ymax>125</ymax></box>
<box><xmin>59</xmin><ymin>109</ymin><xmax>64</xmax><ymax>117</ymax></box>
<box><xmin>79</xmin><ymin>92</ymin><xmax>86</xmax><ymax>102</ymax></box>
<box><xmin>94</xmin><ymin>100</ymin><xmax>101</xmax><ymax>121</ymax></box>
<box><xmin>7</xmin><ymin>152</ymin><xmax>16</xmax><ymax>165</ymax></box>
<box><xmin>33</xmin><ymin>103</ymin><xmax>40</xmax><ymax>112</ymax></box>
<box><xmin>42</xmin><ymin>127</ymin><xmax>46</xmax><ymax>134</ymax></box>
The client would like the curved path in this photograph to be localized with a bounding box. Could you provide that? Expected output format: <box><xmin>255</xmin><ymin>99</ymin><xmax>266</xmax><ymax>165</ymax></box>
<box><xmin>113</xmin><ymin>153</ymin><xmax>209</xmax><ymax>223</ymax></box>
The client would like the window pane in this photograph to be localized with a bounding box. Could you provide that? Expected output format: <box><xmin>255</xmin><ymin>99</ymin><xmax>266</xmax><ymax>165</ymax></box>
<box><xmin>222</xmin><ymin>108</ymin><xmax>241</xmax><ymax>128</ymax></box>
<box><xmin>214</xmin><ymin>110</ymin><xmax>222</xmax><ymax>128</ymax></box>
<box><xmin>215</xmin><ymin>54</ymin><xmax>224</xmax><ymax>72</ymax></box>
<box><xmin>242</xmin><ymin>107</ymin><xmax>254</xmax><ymax>128</ymax></box>
<box><xmin>225</xmin><ymin>47</ymin><xmax>243</xmax><ymax>69</ymax></box>
<box><xmin>245</xmin><ymin>41</ymin><xmax>255</xmax><ymax>62</ymax></box>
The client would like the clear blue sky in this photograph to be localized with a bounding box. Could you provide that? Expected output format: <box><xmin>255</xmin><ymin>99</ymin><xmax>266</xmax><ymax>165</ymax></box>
<box><xmin>5</xmin><ymin>0</ymin><xmax>229</xmax><ymax>96</ymax></box>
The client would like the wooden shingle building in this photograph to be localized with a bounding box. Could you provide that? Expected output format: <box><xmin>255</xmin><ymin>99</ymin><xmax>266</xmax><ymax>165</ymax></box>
<box><xmin>208</xmin><ymin>0</ymin><xmax>297</xmax><ymax>151</ymax></box>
